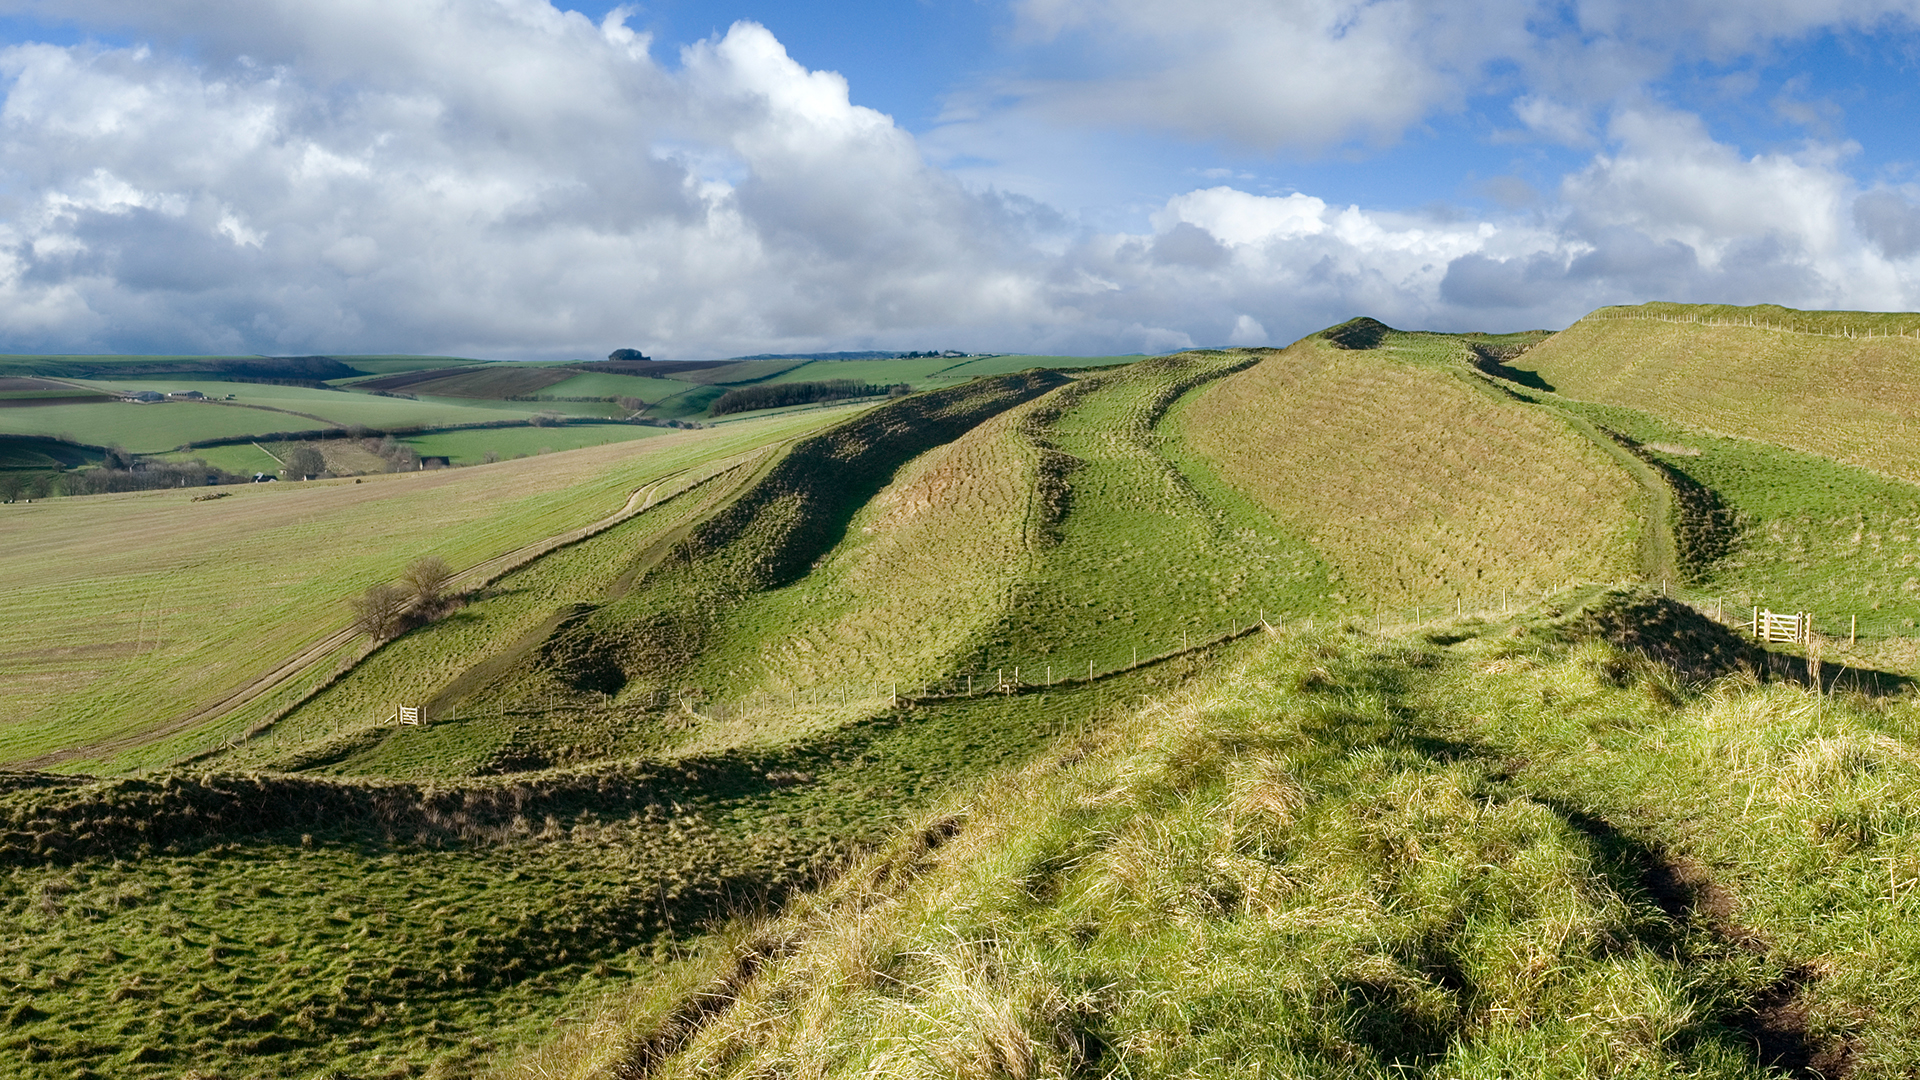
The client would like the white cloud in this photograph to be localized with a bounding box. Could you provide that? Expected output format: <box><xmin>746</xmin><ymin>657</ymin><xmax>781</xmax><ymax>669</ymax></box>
<box><xmin>0</xmin><ymin>2</ymin><xmax>1915</xmax><ymax>359</ymax></box>
<box><xmin>993</xmin><ymin>0</ymin><xmax>1920</xmax><ymax>151</ymax></box>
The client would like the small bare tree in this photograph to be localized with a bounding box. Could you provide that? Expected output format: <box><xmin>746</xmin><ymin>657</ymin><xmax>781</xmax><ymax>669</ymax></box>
<box><xmin>348</xmin><ymin>583</ymin><xmax>411</xmax><ymax>640</ymax></box>
<box><xmin>401</xmin><ymin>555</ymin><xmax>454</xmax><ymax>611</ymax></box>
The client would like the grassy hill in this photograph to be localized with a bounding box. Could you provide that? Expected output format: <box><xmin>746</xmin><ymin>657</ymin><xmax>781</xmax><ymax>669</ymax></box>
<box><xmin>1178</xmin><ymin>329</ymin><xmax>1643</xmax><ymax>605</ymax></box>
<box><xmin>1520</xmin><ymin>301</ymin><xmax>1920</xmax><ymax>485</ymax></box>
<box><xmin>521</xmin><ymin>592</ymin><xmax>1916</xmax><ymax>1079</ymax></box>
<box><xmin>15</xmin><ymin>319</ymin><xmax>1920</xmax><ymax>1078</ymax></box>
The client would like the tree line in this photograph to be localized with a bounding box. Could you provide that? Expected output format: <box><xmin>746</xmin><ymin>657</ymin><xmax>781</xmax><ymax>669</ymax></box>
<box><xmin>710</xmin><ymin>379</ymin><xmax>908</xmax><ymax>416</ymax></box>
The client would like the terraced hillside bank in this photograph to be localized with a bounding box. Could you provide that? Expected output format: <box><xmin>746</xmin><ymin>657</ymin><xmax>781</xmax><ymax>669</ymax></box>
<box><xmin>482</xmin><ymin>370</ymin><xmax>1073</xmax><ymax>707</ymax></box>
<box><xmin>1177</xmin><ymin>330</ymin><xmax>1643</xmax><ymax>604</ymax></box>
<box><xmin>530</xmin><ymin>591</ymin><xmax>1920</xmax><ymax>1079</ymax></box>
<box><xmin>1521</xmin><ymin>302</ymin><xmax>1920</xmax><ymax>485</ymax></box>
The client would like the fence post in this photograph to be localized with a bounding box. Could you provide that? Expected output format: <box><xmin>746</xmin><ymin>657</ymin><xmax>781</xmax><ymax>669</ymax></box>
<box><xmin>1851</xmin><ymin>614</ymin><xmax>1857</xmax><ymax>647</ymax></box>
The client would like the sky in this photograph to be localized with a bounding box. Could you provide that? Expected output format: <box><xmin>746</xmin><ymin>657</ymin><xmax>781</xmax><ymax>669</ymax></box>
<box><xmin>0</xmin><ymin>2</ymin><xmax>1918</xmax><ymax>359</ymax></box>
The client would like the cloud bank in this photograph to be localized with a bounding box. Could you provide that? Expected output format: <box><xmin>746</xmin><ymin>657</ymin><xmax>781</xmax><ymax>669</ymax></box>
<box><xmin>0</xmin><ymin>0</ymin><xmax>1914</xmax><ymax>357</ymax></box>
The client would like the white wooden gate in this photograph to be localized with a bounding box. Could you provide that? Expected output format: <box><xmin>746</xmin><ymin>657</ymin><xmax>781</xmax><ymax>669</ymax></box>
<box><xmin>1754</xmin><ymin>609</ymin><xmax>1809</xmax><ymax>644</ymax></box>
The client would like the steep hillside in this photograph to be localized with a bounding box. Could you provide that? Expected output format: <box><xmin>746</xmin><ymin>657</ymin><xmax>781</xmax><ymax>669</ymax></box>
<box><xmin>528</xmin><ymin>596</ymin><xmax>1920</xmax><ymax>1079</ymax></box>
<box><xmin>1522</xmin><ymin>302</ymin><xmax>1920</xmax><ymax>485</ymax></box>
<box><xmin>1177</xmin><ymin>330</ymin><xmax>1643</xmax><ymax>605</ymax></box>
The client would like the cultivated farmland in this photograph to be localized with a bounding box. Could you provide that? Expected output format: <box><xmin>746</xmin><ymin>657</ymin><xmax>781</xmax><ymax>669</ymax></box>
<box><xmin>0</xmin><ymin>409</ymin><xmax>854</xmax><ymax>772</ymax></box>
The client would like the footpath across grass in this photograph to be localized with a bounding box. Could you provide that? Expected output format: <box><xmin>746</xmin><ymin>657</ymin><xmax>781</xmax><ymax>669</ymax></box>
<box><xmin>538</xmin><ymin>594</ymin><xmax>1920</xmax><ymax>1079</ymax></box>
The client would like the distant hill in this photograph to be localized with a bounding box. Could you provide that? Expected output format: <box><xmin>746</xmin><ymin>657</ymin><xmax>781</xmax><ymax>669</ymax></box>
<box><xmin>0</xmin><ymin>354</ymin><xmax>366</xmax><ymax>381</ymax></box>
<box><xmin>726</xmin><ymin>350</ymin><xmax>972</xmax><ymax>361</ymax></box>
<box><xmin>1520</xmin><ymin>300</ymin><xmax>1920</xmax><ymax>484</ymax></box>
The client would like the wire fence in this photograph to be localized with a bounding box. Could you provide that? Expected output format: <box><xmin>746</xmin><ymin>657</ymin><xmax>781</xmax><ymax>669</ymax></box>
<box><xmin>199</xmin><ymin>579</ymin><xmax>1917</xmax><ymax>758</ymax></box>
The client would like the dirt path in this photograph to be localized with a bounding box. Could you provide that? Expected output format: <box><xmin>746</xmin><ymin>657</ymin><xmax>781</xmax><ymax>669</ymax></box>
<box><xmin>14</xmin><ymin>467</ymin><xmax>707</xmax><ymax>770</ymax></box>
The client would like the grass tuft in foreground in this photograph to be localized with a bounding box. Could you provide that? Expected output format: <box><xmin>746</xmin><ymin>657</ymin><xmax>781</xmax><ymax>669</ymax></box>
<box><xmin>533</xmin><ymin>594</ymin><xmax>1920</xmax><ymax>1079</ymax></box>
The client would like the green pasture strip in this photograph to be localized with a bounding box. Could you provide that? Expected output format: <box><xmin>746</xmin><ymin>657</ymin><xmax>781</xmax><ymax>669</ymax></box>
<box><xmin>538</xmin><ymin>370</ymin><xmax>705</xmax><ymax>401</ymax></box>
<box><xmin>565</xmin><ymin>623</ymin><xmax>1877</xmax><ymax>1080</ymax></box>
<box><xmin>0</xmin><ymin>636</ymin><xmax>1213</xmax><ymax>1080</ymax></box>
<box><xmin>969</xmin><ymin>352</ymin><xmax>1330</xmax><ymax>678</ymax></box>
<box><xmin>0</xmin><ymin>413</ymin><xmax>840</xmax><ymax>772</ymax></box>
<box><xmin>0</xmin><ymin>400</ymin><xmax>327</xmax><ymax>454</ymax></box>
<box><xmin>1549</xmin><ymin>397</ymin><xmax>1920</xmax><ymax>655</ymax></box>
<box><xmin>150</xmin><ymin>444</ymin><xmax>284</xmax><ymax>474</ymax></box>
<box><xmin>398</xmin><ymin>424</ymin><xmax>668</xmax><ymax>464</ymax></box>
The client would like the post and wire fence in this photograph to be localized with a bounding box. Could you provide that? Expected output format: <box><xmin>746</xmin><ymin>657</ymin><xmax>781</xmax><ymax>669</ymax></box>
<box><xmin>201</xmin><ymin>578</ymin><xmax>1910</xmax><ymax>758</ymax></box>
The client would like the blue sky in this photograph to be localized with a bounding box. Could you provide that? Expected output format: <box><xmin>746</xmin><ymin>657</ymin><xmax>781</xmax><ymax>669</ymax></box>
<box><xmin>0</xmin><ymin>0</ymin><xmax>1916</xmax><ymax>358</ymax></box>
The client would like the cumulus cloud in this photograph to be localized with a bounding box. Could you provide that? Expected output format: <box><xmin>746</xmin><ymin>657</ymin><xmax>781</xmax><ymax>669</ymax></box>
<box><xmin>1855</xmin><ymin>190</ymin><xmax>1920</xmax><ymax>260</ymax></box>
<box><xmin>0</xmin><ymin>1</ymin><xmax>1916</xmax><ymax>358</ymax></box>
<box><xmin>1000</xmin><ymin>0</ymin><xmax>1920</xmax><ymax>150</ymax></box>
<box><xmin>0</xmin><ymin>4</ymin><xmax>1062</xmax><ymax>356</ymax></box>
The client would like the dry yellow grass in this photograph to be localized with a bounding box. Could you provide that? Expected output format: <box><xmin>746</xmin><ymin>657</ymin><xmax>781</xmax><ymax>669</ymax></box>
<box><xmin>1176</xmin><ymin>336</ymin><xmax>1642</xmax><ymax>605</ymax></box>
<box><xmin>1522</xmin><ymin>303</ymin><xmax>1920</xmax><ymax>484</ymax></box>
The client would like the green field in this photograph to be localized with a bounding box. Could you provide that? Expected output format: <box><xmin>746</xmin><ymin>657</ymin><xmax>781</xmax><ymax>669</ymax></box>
<box><xmin>15</xmin><ymin>322</ymin><xmax>1920</xmax><ymax>1079</ymax></box>
<box><xmin>398</xmin><ymin>423</ymin><xmax>673</xmax><ymax>464</ymax></box>
<box><xmin>0</xmin><ymin>409</ymin><xmax>851</xmax><ymax>773</ymax></box>
<box><xmin>0</xmin><ymin>381</ymin><xmax>550</xmax><ymax>452</ymax></box>
<box><xmin>538</xmin><ymin>370</ymin><xmax>705</xmax><ymax>402</ymax></box>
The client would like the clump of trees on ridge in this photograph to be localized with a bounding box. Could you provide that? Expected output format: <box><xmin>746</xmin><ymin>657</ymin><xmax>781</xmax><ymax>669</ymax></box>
<box><xmin>711</xmin><ymin>379</ymin><xmax>908</xmax><ymax>416</ymax></box>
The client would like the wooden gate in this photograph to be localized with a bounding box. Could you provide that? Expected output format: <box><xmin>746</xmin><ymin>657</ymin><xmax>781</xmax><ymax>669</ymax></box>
<box><xmin>1754</xmin><ymin>609</ymin><xmax>1809</xmax><ymax>644</ymax></box>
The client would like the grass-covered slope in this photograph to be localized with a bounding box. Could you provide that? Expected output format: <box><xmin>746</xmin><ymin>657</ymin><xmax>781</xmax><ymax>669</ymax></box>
<box><xmin>1521</xmin><ymin>302</ymin><xmax>1920</xmax><ymax>485</ymax></box>
<box><xmin>1177</xmin><ymin>330</ymin><xmax>1643</xmax><ymax>605</ymax></box>
<box><xmin>0</xmin><ymin>410</ymin><xmax>850</xmax><ymax>772</ymax></box>
<box><xmin>368</xmin><ymin>365</ymin><xmax>1075</xmax><ymax>726</ymax></box>
<box><xmin>541</xmin><ymin>594</ymin><xmax>1920</xmax><ymax>1079</ymax></box>
<box><xmin>0</xmin><ymin>639</ymin><xmax>1210</xmax><ymax>1078</ymax></box>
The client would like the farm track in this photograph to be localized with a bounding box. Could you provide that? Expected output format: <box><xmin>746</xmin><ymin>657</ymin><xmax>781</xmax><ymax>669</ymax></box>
<box><xmin>13</xmin><ymin>450</ymin><xmax>779</xmax><ymax>770</ymax></box>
